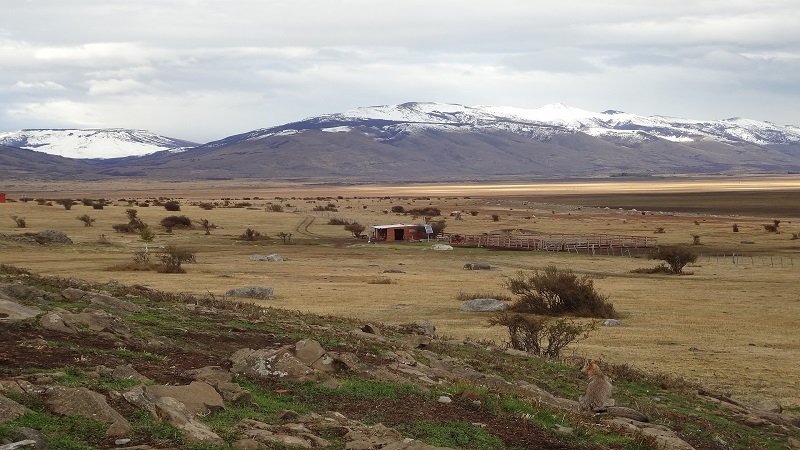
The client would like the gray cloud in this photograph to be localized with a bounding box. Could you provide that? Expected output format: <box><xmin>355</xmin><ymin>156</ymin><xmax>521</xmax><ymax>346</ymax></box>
<box><xmin>1</xmin><ymin>0</ymin><xmax>798</xmax><ymax>144</ymax></box>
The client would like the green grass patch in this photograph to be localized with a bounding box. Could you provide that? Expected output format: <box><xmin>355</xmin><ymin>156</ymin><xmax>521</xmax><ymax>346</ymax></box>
<box><xmin>398</xmin><ymin>420</ymin><xmax>505</xmax><ymax>449</ymax></box>
<box><xmin>0</xmin><ymin>412</ymin><xmax>107</xmax><ymax>450</ymax></box>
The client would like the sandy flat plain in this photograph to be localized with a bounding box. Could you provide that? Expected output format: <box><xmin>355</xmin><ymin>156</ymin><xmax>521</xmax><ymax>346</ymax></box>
<box><xmin>1</xmin><ymin>174</ymin><xmax>799</xmax><ymax>406</ymax></box>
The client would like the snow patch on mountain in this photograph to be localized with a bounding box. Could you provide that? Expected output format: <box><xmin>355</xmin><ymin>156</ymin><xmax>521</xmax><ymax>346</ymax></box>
<box><xmin>241</xmin><ymin>102</ymin><xmax>800</xmax><ymax>148</ymax></box>
<box><xmin>0</xmin><ymin>129</ymin><xmax>197</xmax><ymax>159</ymax></box>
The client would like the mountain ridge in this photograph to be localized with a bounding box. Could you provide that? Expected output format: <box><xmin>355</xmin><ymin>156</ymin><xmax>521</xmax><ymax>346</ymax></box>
<box><xmin>2</xmin><ymin>102</ymin><xmax>800</xmax><ymax>181</ymax></box>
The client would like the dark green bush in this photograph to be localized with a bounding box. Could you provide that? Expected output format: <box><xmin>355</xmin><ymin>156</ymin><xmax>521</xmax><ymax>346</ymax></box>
<box><xmin>650</xmin><ymin>246</ymin><xmax>697</xmax><ymax>274</ymax></box>
<box><xmin>488</xmin><ymin>313</ymin><xmax>596</xmax><ymax>359</ymax></box>
<box><xmin>504</xmin><ymin>265</ymin><xmax>615</xmax><ymax>318</ymax></box>
<box><xmin>160</xmin><ymin>215</ymin><xmax>192</xmax><ymax>233</ymax></box>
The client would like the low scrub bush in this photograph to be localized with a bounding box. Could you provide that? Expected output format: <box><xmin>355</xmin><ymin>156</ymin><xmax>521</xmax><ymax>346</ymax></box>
<box><xmin>160</xmin><ymin>215</ymin><xmax>192</xmax><ymax>233</ymax></box>
<box><xmin>157</xmin><ymin>245</ymin><xmax>195</xmax><ymax>273</ymax></box>
<box><xmin>11</xmin><ymin>216</ymin><xmax>26</xmax><ymax>228</ymax></box>
<box><xmin>77</xmin><ymin>214</ymin><xmax>95</xmax><ymax>227</ymax></box>
<box><xmin>504</xmin><ymin>265</ymin><xmax>616</xmax><ymax>318</ymax></box>
<box><xmin>489</xmin><ymin>313</ymin><xmax>596</xmax><ymax>359</ymax></box>
<box><xmin>344</xmin><ymin>222</ymin><xmax>366</xmax><ymax>237</ymax></box>
<box><xmin>327</xmin><ymin>217</ymin><xmax>351</xmax><ymax>225</ymax></box>
<box><xmin>163</xmin><ymin>200</ymin><xmax>181</xmax><ymax>211</ymax></box>
<box><xmin>406</xmin><ymin>206</ymin><xmax>441</xmax><ymax>217</ymax></box>
<box><xmin>56</xmin><ymin>198</ymin><xmax>76</xmax><ymax>210</ymax></box>
<box><xmin>366</xmin><ymin>277</ymin><xmax>394</xmax><ymax>284</ymax></box>
<box><xmin>650</xmin><ymin>246</ymin><xmax>697</xmax><ymax>274</ymax></box>
<box><xmin>267</xmin><ymin>204</ymin><xmax>284</xmax><ymax>212</ymax></box>
<box><xmin>631</xmin><ymin>265</ymin><xmax>673</xmax><ymax>274</ymax></box>
<box><xmin>238</xmin><ymin>228</ymin><xmax>270</xmax><ymax>241</ymax></box>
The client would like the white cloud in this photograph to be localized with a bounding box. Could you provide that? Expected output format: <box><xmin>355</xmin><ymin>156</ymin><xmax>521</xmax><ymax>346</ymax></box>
<box><xmin>0</xmin><ymin>0</ymin><xmax>798</xmax><ymax>146</ymax></box>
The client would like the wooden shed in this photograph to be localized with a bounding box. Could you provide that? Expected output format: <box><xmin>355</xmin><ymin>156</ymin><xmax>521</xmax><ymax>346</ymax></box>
<box><xmin>370</xmin><ymin>223</ymin><xmax>423</xmax><ymax>242</ymax></box>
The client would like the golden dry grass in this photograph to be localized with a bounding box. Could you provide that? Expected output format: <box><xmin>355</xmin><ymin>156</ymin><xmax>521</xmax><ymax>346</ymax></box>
<box><xmin>1</xmin><ymin>177</ymin><xmax>799</xmax><ymax>407</ymax></box>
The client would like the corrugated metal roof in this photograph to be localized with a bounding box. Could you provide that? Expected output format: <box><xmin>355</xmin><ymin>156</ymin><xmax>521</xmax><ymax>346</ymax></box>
<box><xmin>370</xmin><ymin>224</ymin><xmax>421</xmax><ymax>229</ymax></box>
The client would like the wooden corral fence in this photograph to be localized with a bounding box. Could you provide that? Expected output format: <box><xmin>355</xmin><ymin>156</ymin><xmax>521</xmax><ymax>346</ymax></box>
<box><xmin>441</xmin><ymin>233</ymin><xmax>658</xmax><ymax>256</ymax></box>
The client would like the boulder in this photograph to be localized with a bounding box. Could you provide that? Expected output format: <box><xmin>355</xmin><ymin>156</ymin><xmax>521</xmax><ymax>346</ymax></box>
<box><xmin>602</xmin><ymin>319</ymin><xmax>622</xmax><ymax>327</ymax></box>
<box><xmin>463</xmin><ymin>262</ymin><xmax>491</xmax><ymax>270</ymax></box>
<box><xmin>183</xmin><ymin>366</ymin><xmax>251</xmax><ymax>403</ymax></box>
<box><xmin>431</xmin><ymin>244</ymin><xmax>453</xmax><ymax>251</ymax></box>
<box><xmin>294</xmin><ymin>340</ymin><xmax>326</xmax><ymax>366</ymax></box>
<box><xmin>154</xmin><ymin>396</ymin><xmax>224</xmax><ymax>445</ymax></box>
<box><xmin>0</xmin><ymin>294</ymin><xmax>43</xmax><ymax>322</ymax></box>
<box><xmin>226</xmin><ymin>286</ymin><xmax>275</xmax><ymax>300</ymax></box>
<box><xmin>32</xmin><ymin>230</ymin><xmax>73</xmax><ymax>245</ymax></box>
<box><xmin>42</xmin><ymin>386</ymin><xmax>130</xmax><ymax>437</ymax></box>
<box><xmin>111</xmin><ymin>364</ymin><xmax>151</xmax><ymax>383</ymax></box>
<box><xmin>460</xmin><ymin>298</ymin><xmax>507</xmax><ymax>312</ymax></box>
<box><xmin>0</xmin><ymin>394</ymin><xmax>30</xmax><ymax>423</ymax></box>
<box><xmin>144</xmin><ymin>381</ymin><xmax>225</xmax><ymax>416</ymax></box>
<box><xmin>250</xmin><ymin>254</ymin><xmax>284</xmax><ymax>262</ymax></box>
<box><xmin>230</xmin><ymin>347</ymin><xmax>316</xmax><ymax>381</ymax></box>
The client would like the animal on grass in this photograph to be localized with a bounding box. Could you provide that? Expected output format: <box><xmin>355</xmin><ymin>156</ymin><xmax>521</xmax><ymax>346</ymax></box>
<box><xmin>579</xmin><ymin>359</ymin><xmax>614</xmax><ymax>412</ymax></box>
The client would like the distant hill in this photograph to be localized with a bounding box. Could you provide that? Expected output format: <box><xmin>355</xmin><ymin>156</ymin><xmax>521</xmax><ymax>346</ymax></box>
<box><xmin>2</xmin><ymin>102</ymin><xmax>800</xmax><ymax>181</ymax></box>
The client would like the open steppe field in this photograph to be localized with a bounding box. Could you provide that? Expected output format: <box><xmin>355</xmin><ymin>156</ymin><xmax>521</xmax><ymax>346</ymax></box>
<box><xmin>1</xmin><ymin>176</ymin><xmax>799</xmax><ymax>408</ymax></box>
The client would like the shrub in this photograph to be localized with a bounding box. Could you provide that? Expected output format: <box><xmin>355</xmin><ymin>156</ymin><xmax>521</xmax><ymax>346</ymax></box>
<box><xmin>160</xmin><ymin>215</ymin><xmax>192</xmax><ymax>233</ymax></box>
<box><xmin>630</xmin><ymin>265</ymin><xmax>673</xmax><ymax>274</ymax></box>
<box><xmin>238</xmin><ymin>228</ymin><xmax>270</xmax><ymax>241</ymax></box>
<box><xmin>196</xmin><ymin>218</ymin><xmax>213</xmax><ymax>235</ymax></box>
<box><xmin>732</xmin><ymin>223</ymin><xmax>739</xmax><ymax>232</ymax></box>
<box><xmin>92</xmin><ymin>202</ymin><xmax>104</xmax><ymax>210</ymax></box>
<box><xmin>488</xmin><ymin>313</ymin><xmax>596</xmax><ymax>359</ymax></box>
<box><xmin>366</xmin><ymin>277</ymin><xmax>394</xmax><ymax>284</ymax></box>
<box><xmin>327</xmin><ymin>217</ymin><xmax>351</xmax><ymax>225</ymax></box>
<box><xmin>432</xmin><ymin>219</ymin><xmax>447</xmax><ymax>235</ymax></box>
<box><xmin>650</xmin><ymin>246</ymin><xmax>697</xmax><ymax>274</ymax></box>
<box><xmin>491</xmin><ymin>214</ymin><xmax>500</xmax><ymax>222</ymax></box>
<box><xmin>163</xmin><ymin>200</ymin><xmax>181</xmax><ymax>211</ymax></box>
<box><xmin>123</xmin><ymin>209</ymin><xmax>147</xmax><ymax>231</ymax></box>
<box><xmin>198</xmin><ymin>202</ymin><xmax>214</xmax><ymax>210</ymax></box>
<box><xmin>267</xmin><ymin>204</ymin><xmax>284</xmax><ymax>212</ymax></box>
<box><xmin>77</xmin><ymin>214</ymin><xmax>95</xmax><ymax>227</ymax></box>
<box><xmin>112</xmin><ymin>223</ymin><xmax>135</xmax><ymax>233</ymax></box>
<box><xmin>81</xmin><ymin>198</ymin><xmax>94</xmax><ymax>206</ymax></box>
<box><xmin>406</xmin><ymin>207</ymin><xmax>441</xmax><ymax>217</ymax></box>
<box><xmin>157</xmin><ymin>245</ymin><xmax>195</xmax><ymax>273</ymax></box>
<box><xmin>504</xmin><ymin>266</ymin><xmax>615</xmax><ymax>318</ymax></box>
<box><xmin>276</xmin><ymin>232</ymin><xmax>293</xmax><ymax>243</ymax></box>
<box><xmin>344</xmin><ymin>222</ymin><xmax>366</xmax><ymax>238</ymax></box>
<box><xmin>763</xmin><ymin>223</ymin><xmax>779</xmax><ymax>232</ymax></box>
<box><xmin>691</xmin><ymin>234</ymin><xmax>701</xmax><ymax>245</ymax></box>
<box><xmin>469</xmin><ymin>210</ymin><xmax>479</xmax><ymax>216</ymax></box>
<box><xmin>11</xmin><ymin>216</ymin><xmax>26</xmax><ymax>228</ymax></box>
<box><xmin>56</xmin><ymin>198</ymin><xmax>76</xmax><ymax>210</ymax></box>
<box><xmin>391</xmin><ymin>205</ymin><xmax>405</xmax><ymax>213</ymax></box>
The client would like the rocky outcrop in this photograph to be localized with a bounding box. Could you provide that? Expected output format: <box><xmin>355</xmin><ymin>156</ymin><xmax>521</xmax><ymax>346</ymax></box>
<box><xmin>0</xmin><ymin>394</ymin><xmax>30</xmax><ymax>424</ymax></box>
<box><xmin>460</xmin><ymin>298</ymin><xmax>507</xmax><ymax>312</ymax></box>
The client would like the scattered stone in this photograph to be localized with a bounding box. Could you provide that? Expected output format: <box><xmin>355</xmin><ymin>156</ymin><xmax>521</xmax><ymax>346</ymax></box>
<box><xmin>437</xmin><ymin>396</ymin><xmax>452</xmax><ymax>404</ymax></box>
<box><xmin>294</xmin><ymin>339</ymin><xmax>326</xmax><ymax>366</ymax></box>
<box><xmin>9</xmin><ymin>428</ymin><xmax>47</xmax><ymax>449</ymax></box>
<box><xmin>399</xmin><ymin>320</ymin><xmax>436</xmax><ymax>338</ymax></box>
<box><xmin>602</xmin><ymin>319</ymin><xmax>622</xmax><ymax>326</ymax></box>
<box><xmin>42</xmin><ymin>386</ymin><xmax>131</xmax><ymax>437</ymax></box>
<box><xmin>431</xmin><ymin>244</ymin><xmax>453</xmax><ymax>251</ymax></box>
<box><xmin>144</xmin><ymin>381</ymin><xmax>225</xmax><ymax>416</ymax></box>
<box><xmin>111</xmin><ymin>365</ymin><xmax>151</xmax><ymax>383</ymax></box>
<box><xmin>787</xmin><ymin>437</ymin><xmax>800</xmax><ymax>450</ymax></box>
<box><xmin>230</xmin><ymin>347</ymin><xmax>316</xmax><ymax>381</ymax></box>
<box><xmin>249</xmin><ymin>254</ymin><xmax>284</xmax><ymax>262</ymax></box>
<box><xmin>0</xmin><ymin>394</ymin><xmax>30</xmax><ymax>423</ymax></box>
<box><xmin>463</xmin><ymin>262</ymin><xmax>491</xmax><ymax>270</ymax></box>
<box><xmin>743</xmin><ymin>416</ymin><xmax>767</xmax><ymax>427</ymax></box>
<box><xmin>460</xmin><ymin>298</ymin><xmax>507</xmax><ymax>312</ymax></box>
<box><xmin>153</xmin><ymin>396</ymin><xmax>224</xmax><ymax>445</ymax></box>
<box><xmin>225</xmin><ymin>286</ymin><xmax>275</xmax><ymax>300</ymax></box>
<box><xmin>0</xmin><ymin>295</ymin><xmax>42</xmax><ymax>322</ymax></box>
<box><xmin>361</xmin><ymin>323</ymin><xmax>382</xmax><ymax>335</ymax></box>
<box><xmin>114</xmin><ymin>439</ymin><xmax>131</xmax><ymax>445</ymax></box>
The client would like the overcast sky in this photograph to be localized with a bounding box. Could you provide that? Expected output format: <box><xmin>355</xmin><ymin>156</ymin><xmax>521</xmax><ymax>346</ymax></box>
<box><xmin>2</xmin><ymin>0</ymin><xmax>799</xmax><ymax>143</ymax></box>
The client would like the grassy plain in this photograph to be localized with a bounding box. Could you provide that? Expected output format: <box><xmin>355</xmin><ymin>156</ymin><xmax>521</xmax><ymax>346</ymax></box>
<box><xmin>1</xmin><ymin>176</ymin><xmax>799</xmax><ymax>407</ymax></box>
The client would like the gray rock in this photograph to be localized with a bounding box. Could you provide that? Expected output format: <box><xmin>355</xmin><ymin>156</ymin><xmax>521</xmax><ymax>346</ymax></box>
<box><xmin>230</xmin><ymin>346</ymin><xmax>316</xmax><ymax>381</ymax></box>
<box><xmin>33</xmin><ymin>230</ymin><xmax>73</xmax><ymax>245</ymax></box>
<box><xmin>460</xmin><ymin>298</ymin><xmax>507</xmax><ymax>312</ymax></box>
<box><xmin>0</xmin><ymin>294</ymin><xmax>43</xmax><ymax>322</ymax></box>
<box><xmin>463</xmin><ymin>262</ymin><xmax>491</xmax><ymax>270</ymax></box>
<box><xmin>154</xmin><ymin>396</ymin><xmax>224</xmax><ymax>445</ymax></box>
<box><xmin>294</xmin><ymin>339</ymin><xmax>326</xmax><ymax>366</ymax></box>
<box><xmin>431</xmin><ymin>244</ymin><xmax>453</xmax><ymax>250</ymax></box>
<box><xmin>250</xmin><ymin>254</ymin><xmax>284</xmax><ymax>262</ymax></box>
<box><xmin>0</xmin><ymin>394</ymin><xmax>30</xmax><ymax>423</ymax></box>
<box><xmin>602</xmin><ymin>319</ymin><xmax>622</xmax><ymax>327</ymax></box>
<box><xmin>42</xmin><ymin>386</ymin><xmax>131</xmax><ymax>436</ymax></box>
<box><xmin>111</xmin><ymin>365</ymin><xmax>151</xmax><ymax>383</ymax></box>
<box><xmin>226</xmin><ymin>286</ymin><xmax>275</xmax><ymax>300</ymax></box>
<box><xmin>144</xmin><ymin>381</ymin><xmax>225</xmax><ymax>416</ymax></box>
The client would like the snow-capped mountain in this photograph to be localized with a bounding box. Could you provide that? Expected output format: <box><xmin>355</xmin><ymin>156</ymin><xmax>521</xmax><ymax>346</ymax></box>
<box><xmin>3</xmin><ymin>102</ymin><xmax>800</xmax><ymax>181</ymax></box>
<box><xmin>233</xmin><ymin>102</ymin><xmax>800</xmax><ymax>148</ymax></box>
<box><xmin>0</xmin><ymin>128</ymin><xmax>197</xmax><ymax>159</ymax></box>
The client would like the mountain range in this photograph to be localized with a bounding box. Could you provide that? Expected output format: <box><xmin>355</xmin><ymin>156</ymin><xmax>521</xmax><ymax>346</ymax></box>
<box><xmin>2</xmin><ymin>102</ymin><xmax>800</xmax><ymax>181</ymax></box>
